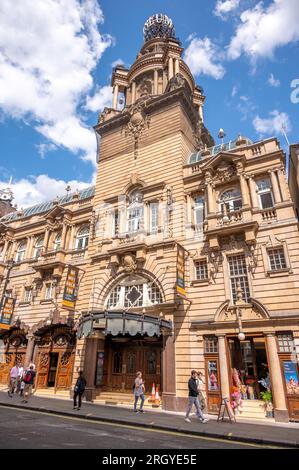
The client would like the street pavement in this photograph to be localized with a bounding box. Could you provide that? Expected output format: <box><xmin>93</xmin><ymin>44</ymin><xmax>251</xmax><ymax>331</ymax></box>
<box><xmin>0</xmin><ymin>406</ymin><xmax>266</xmax><ymax>449</ymax></box>
<box><xmin>0</xmin><ymin>391</ymin><xmax>298</xmax><ymax>448</ymax></box>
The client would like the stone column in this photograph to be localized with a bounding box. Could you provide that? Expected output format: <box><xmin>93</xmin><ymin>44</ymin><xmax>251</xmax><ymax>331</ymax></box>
<box><xmin>61</xmin><ymin>223</ymin><xmax>68</xmax><ymax>250</ymax></box>
<box><xmin>26</xmin><ymin>236</ymin><xmax>34</xmax><ymax>260</ymax></box>
<box><xmin>1</xmin><ymin>239</ymin><xmax>9</xmax><ymax>261</ymax></box>
<box><xmin>162</xmin><ymin>332</ymin><xmax>177</xmax><ymax>411</ymax></box>
<box><xmin>174</xmin><ymin>58</ymin><xmax>179</xmax><ymax>75</ymax></box>
<box><xmin>265</xmin><ymin>333</ymin><xmax>289</xmax><ymax>422</ymax></box>
<box><xmin>168</xmin><ymin>57</ymin><xmax>174</xmax><ymax>80</ymax></box>
<box><xmin>218</xmin><ymin>335</ymin><xmax>230</xmax><ymax>399</ymax></box>
<box><xmin>24</xmin><ymin>334</ymin><xmax>35</xmax><ymax>367</ymax></box>
<box><xmin>205</xmin><ymin>182</ymin><xmax>215</xmax><ymax>214</ymax></box>
<box><xmin>277</xmin><ymin>168</ymin><xmax>290</xmax><ymax>201</ymax></box>
<box><xmin>112</xmin><ymin>84</ymin><xmax>119</xmax><ymax>109</ymax></box>
<box><xmin>239</xmin><ymin>173</ymin><xmax>250</xmax><ymax>207</ymax></box>
<box><xmin>131</xmin><ymin>81</ymin><xmax>136</xmax><ymax>104</ymax></box>
<box><xmin>248</xmin><ymin>176</ymin><xmax>259</xmax><ymax>209</ymax></box>
<box><xmin>84</xmin><ymin>337</ymin><xmax>98</xmax><ymax>401</ymax></box>
<box><xmin>69</xmin><ymin>225</ymin><xmax>76</xmax><ymax>250</ymax></box>
<box><xmin>154</xmin><ymin>70</ymin><xmax>158</xmax><ymax>95</ymax></box>
<box><xmin>43</xmin><ymin>228</ymin><xmax>50</xmax><ymax>252</ymax></box>
<box><xmin>269</xmin><ymin>170</ymin><xmax>282</xmax><ymax>204</ymax></box>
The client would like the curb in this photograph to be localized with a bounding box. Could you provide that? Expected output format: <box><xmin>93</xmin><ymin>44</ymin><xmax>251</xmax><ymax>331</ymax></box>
<box><xmin>0</xmin><ymin>401</ymin><xmax>298</xmax><ymax>448</ymax></box>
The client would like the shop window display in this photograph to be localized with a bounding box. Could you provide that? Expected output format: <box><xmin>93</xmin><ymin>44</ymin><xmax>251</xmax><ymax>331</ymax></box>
<box><xmin>207</xmin><ymin>360</ymin><xmax>219</xmax><ymax>391</ymax></box>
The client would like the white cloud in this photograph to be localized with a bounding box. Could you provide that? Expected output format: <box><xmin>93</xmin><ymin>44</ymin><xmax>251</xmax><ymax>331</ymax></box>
<box><xmin>268</xmin><ymin>73</ymin><xmax>280</xmax><ymax>87</ymax></box>
<box><xmin>184</xmin><ymin>37</ymin><xmax>225</xmax><ymax>79</ymax></box>
<box><xmin>227</xmin><ymin>0</ymin><xmax>299</xmax><ymax>61</ymax></box>
<box><xmin>231</xmin><ymin>85</ymin><xmax>238</xmax><ymax>97</ymax></box>
<box><xmin>111</xmin><ymin>59</ymin><xmax>125</xmax><ymax>68</ymax></box>
<box><xmin>85</xmin><ymin>85</ymin><xmax>113</xmax><ymax>112</ymax></box>
<box><xmin>253</xmin><ymin>110</ymin><xmax>291</xmax><ymax>135</ymax></box>
<box><xmin>0</xmin><ymin>0</ymin><xmax>112</xmax><ymax>165</ymax></box>
<box><xmin>214</xmin><ymin>0</ymin><xmax>240</xmax><ymax>19</ymax></box>
<box><xmin>0</xmin><ymin>175</ymin><xmax>92</xmax><ymax>209</ymax></box>
<box><xmin>237</xmin><ymin>95</ymin><xmax>256</xmax><ymax>121</ymax></box>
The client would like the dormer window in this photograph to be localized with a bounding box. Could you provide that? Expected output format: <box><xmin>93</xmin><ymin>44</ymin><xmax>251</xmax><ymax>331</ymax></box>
<box><xmin>219</xmin><ymin>189</ymin><xmax>242</xmax><ymax>214</ymax></box>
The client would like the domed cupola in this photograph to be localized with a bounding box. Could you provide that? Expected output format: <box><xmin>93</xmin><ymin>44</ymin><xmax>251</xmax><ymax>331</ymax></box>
<box><xmin>143</xmin><ymin>14</ymin><xmax>176</xmax><ymax>42</ymax></box>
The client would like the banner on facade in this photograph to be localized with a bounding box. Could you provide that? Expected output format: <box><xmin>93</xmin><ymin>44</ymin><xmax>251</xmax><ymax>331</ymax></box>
<box><xmin>62</xmin><ymin>266</ymin><xmax>79</xmax><ymax>310</ymax></box>
<box><xmin>176</xmin><ymin>244</ymin><xmax>186</xmax><ymax>298</ymax></box>
<box><xmin>282</xmin><ymin>361</ymin><xmax>299</xmax><ymax>395</ymax></box>
<box><xmin>0</xmin><ymin>296</ymin><xmax>15</xmax><ymax>330</ymax></box>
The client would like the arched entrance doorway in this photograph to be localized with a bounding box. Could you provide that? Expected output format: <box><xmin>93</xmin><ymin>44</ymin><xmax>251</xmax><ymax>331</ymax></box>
<box><xmin>34</xmin><ymin>325</ymin><xmax>75</xmax><ymax>390</ymax></box>
<box><xmin>102</xmin><ymin>334</ymin><xmax>162</xmax><ymax>392</ymax></box>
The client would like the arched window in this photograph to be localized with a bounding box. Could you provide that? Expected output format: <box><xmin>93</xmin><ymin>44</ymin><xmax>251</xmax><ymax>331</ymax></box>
<box><xmin>127</xmin><ymin>189</ymin><xmax>143</xmax><ymax>234</ymax></box>
<box><xmin>219</xmin><ymin>189</ymin><xmax>242</xmax><ymax>214</ymax></box>
<box><xmin>33</xmin><ymin>236</ymin><xmax>44</xmax><ymax>259</ymax></box>
<box><xmin>15</xmin><ymin>240</ymin><xmax>27</xmax><ymax>262</ymax></box>
<box><xmin>75</xmin><ymin>225</ymin><xmax>89</xmax><ymax>250</ymax></box>
<box><xmin>53</xmin><ymin>232</ymin><xmax>61</xmax><ymax>251</ymax></box>
<box><xmin>106</xmin><ymin>275</ymin><xmax>163</xmax><ymax>309</ymax></box>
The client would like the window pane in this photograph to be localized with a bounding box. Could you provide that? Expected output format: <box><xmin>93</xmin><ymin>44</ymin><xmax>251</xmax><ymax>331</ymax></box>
<box><xmin>150</xmin><ymin>203</ymin><xmax>158</xmax><ymax>233</ymax></box>
<box><xmin>261</xmin><ymin>192</ymin><xmax>274</xmax><ymax>209</ymax></box>
<box><xmin>228</xmin><ymin>254</ymin><xmax>250</xmax><ymax>303</ymax></box>
<box><xmin>195</xmin><ymin>260</ymin><xmax>208</xmax><ymax>280</ymax></box>
<box><xmin>268</xmin><ymin>247</ymin><xmax>287</xmax><ymax>270</ymax></box>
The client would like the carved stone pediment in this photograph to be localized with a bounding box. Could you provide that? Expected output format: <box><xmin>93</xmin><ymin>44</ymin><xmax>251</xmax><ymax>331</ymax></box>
<box><xmin>215</xmin><ymin>161</ymin><xmax>236</xmax><ymax>182</ymax></box>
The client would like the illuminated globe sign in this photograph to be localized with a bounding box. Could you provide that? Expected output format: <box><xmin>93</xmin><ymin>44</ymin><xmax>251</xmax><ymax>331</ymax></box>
<box><xmin>143</xmin><ymin>14</ymin><xmax>176</xmax><ymax>42</ymax></box>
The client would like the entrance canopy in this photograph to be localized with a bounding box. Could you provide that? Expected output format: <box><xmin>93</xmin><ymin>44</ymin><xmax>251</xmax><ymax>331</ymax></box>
<box><xmin>77</xmin><ymin>311</ymin><xmax>172</xmax><ymax>339</ymax></box>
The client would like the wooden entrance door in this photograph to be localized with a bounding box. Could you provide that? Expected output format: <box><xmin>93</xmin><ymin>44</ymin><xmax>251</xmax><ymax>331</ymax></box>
<box><xmin>36</xmin><ymin>351</ymin><xmax>51</xmax><ymax>388</ymax></box>
<box><xmin>0</xmin><ymin>352</ymin><xmax>25</xmax><ymax>385</ymax></box>
<box><xmin>55</xmin><ymin>350</ymin><xmax>75</xmax><ymax>390</ymax></box>
<box><xmin>105</xmin><ymin>338</ymin><xmax>162</xmax><ymax>393</ymax></box>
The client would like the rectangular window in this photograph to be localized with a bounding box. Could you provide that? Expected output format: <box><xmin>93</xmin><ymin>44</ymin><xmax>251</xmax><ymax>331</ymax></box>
<box><xmin>256</xmin><ymin>178</ymin><xmax>274</xmax><ymax>209</ymax></box>
<box><xmin>204</xmin><ymin>336</ymin><xmax>218</xmax><ymax>353</ymax></box>
<box><xmin>113</xmin><ymin>209</ymin><xmax>119</xmax><ymax>236</ymax></box>
<box><xmin>267</xmin><ymin>247</ymin><xmax>287</xmax><ymax>271</ymax></box>
<box><xmin>150</xmin><ymin>203</ymin><xmax>159</xmax><ymax>233</ymax></box>
<box><xmin>277</xmin><ymin>333</ymin><xmax>295</xmax><ymax>353</ymax></box>
<box><xmin>194</xmin><ymin>196</ymin><xmax>204</xmax><ymax>226</ymax></box>
<box><xmin>45</xmin><ymin>283</ymin><xmax>53</xmax><ymax>300</ymax></box>
<box><xmin>24</xmin><ymin>288</ymin><xmax>32</xmax><ymax>303</ymax></box>
<box><xmin>195</xmin><ymin>260</ymin><xmax>208</xmax><ymax>280</ymax></box>
<box><xmin>127</xmin><ymin>207</ymin><xmax>143</xmax><ymax>233</ymax></box>
<box><xmin>228</xmin><ymin>254</ymin><xmax>250</xmax><ymax>303</ymax></box>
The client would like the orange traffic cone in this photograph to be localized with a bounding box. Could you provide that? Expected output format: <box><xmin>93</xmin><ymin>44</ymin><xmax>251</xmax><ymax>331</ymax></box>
<box><xmin>150</xmin><ymin>383</ymin><xmax>155</xmax><ymax>403</ymax></box>
<box><xmin>154</xmin><ymin>386</ymin><xmax>161</xmax><ymax>406</ymax></box>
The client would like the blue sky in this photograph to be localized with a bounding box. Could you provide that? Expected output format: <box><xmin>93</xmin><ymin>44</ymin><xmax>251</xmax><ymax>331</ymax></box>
<box><xmin>0</xmin><ymin>0</ymin><xmax>298</xmax><ymax>207</ymax></box>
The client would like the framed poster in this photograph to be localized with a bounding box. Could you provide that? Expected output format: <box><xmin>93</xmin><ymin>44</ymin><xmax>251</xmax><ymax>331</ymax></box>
<box><xmin>95</xmin><ymin>352</ymin><xmax>104</xmax><ymax>386</ymax></box>
<box><xmin>207</xmin><ymin>360</ymin><xmax>219</xmax><ymax>391</ymax></box>
<box><xmin>282</xmin><ymin>361</ymin><xmax>299</xmax><ymax>395</ymax></box>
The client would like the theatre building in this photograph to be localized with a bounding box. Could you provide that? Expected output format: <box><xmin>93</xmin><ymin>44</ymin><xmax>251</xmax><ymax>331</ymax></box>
<box><xmin>1</xmin><ymin>14</ymin><xmax>299</xmax><ymax>422</ymax></box>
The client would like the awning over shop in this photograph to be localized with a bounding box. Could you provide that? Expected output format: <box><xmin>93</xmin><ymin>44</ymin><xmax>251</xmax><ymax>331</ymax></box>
<box><xmin>77</xmin><ymin>311</ymin><xmax>172</xmax><ymax>339</ymax></box>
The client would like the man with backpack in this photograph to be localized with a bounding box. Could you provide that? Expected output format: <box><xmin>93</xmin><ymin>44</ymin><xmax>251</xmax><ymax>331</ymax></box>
<box><xmin>22</xmin><ymin>365</ymin><xmax>36</xmax><ymax>403</ymax></box>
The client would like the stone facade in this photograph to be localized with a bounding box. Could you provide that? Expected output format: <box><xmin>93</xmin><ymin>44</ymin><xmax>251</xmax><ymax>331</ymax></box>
<box><xmin>1</xmin><ymin>14</ymin><xmax>299</xmax><ymax>422</ymax></box>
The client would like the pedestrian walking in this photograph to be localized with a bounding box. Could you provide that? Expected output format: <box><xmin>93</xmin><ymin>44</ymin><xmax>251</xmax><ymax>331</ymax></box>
<box><xmin>16</xmin><ymin>364</ymin><xmax>24</xmax><ymax>395</ymax></box>
<box><xmin>8</xmin><ymin>362</ymin><xmax>20</xmax><ymax>397</ymax></box>
<box><xmin>185</xmin><ymin>370</ymin><xmax>208</xmax><ymax>423</ymax></box>
<box><xmin>133</xmin><ymin>371</ymin><xmax>145</xmax><ymax>413</ymax></box>
<box><xmin>22</xmin><ymin>365</ymin><xmax>36</xmax><ymax>403</ymax></box>
<box><xmin>73</xmin><ymin>371</ymin><xmax>87</xmax><ymax>411</ymax></box>
<box><xmin>196</xmin><ymin>371</ymin><xmax>206</xmax><ymax>412</ymax></box>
